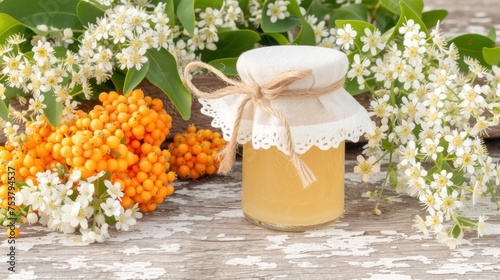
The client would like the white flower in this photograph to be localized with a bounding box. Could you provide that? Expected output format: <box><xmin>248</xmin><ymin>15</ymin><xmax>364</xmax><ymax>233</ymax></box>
<box><xmin>370</xmin><ymin>94</ymin><xmax>394</xmax><ymax>119</ymax></box>
<box><xmin>430</xmin><ymin>170</ymin><xmax>454</xmax><ymax>191</ymax></box>
<box><xmin>404</xmin><ymin>162</ymin><xmax>428</xmax><ymax>196</ymax></box>
<box><xmin>3</xmin><ymin>122</ymin><xmax>20</xmax><ymax>139</ymax></box>
<box><xmin>28</xmin><ymin>93</ymin><xmax>47</xmax><ymax>115</ymax></box>
<box><xmin>312</xmin><ymin>20</ymin><xmax>329</xmax><ymax>43</ymax></box>
<box><xmin>105</xmin><ymin>180</ymin><xmax>123</xmax><ymax>200</ymax></box>
<box><xmin>436</xmin><ymin>231</ymin><xmax>465</xmax><ymax>250</ymax></box>
<box><xmin>27</xmin><ymin>212</ymin><xmax>39</xmax><ymax>224</ymax></box>
<box><xmin>80</xmin><ymin>228</ymin><xmax>97</xmax><ymax>243</ymax></box>
<box><xmin>444</xmin><ymin>130</ymin><xmax>471</xmax><ymax>157</ymax></box>
<box><xmin>32</xmin><ymin>41</ymin><xmax>56</xmax><ymax>66</ymax></box>
<box><xmin>100</xmin><ymin>198</ymin><xmax>122</xmax><ymax>218</ymax></box>
<box><xmin>399</xmin><ymin>65</ymin><xmax>424</xmax><ymax>90</ymax></box>
<box><xmin>453</xmin><ymin>152</ymin><xmax>477</xmax><ymax>174</ymax></box>
<box><xmin>61</xmin><ymin>202</ymin><xmax>92</xmax><ymax>230</ymax></box>
<box><xmin>266</xmin><ymin>0</ymin><xmax>290</xmax><ymax>23</ymax></box>
<box><xmin>198</xmin><ymin>7</ymin><xmax>223</xmax><ymax>28</ymax></box>
<box><xmin>440</xmin><ymin>191</ymin><xmax>462</xmax><ymax>220</ymax></box>
<box><xmin>413</xmin><ymin>215</ymin><xmax>429</xmax><ymax>237</ymax></box>
<box><xmin>477</xmin><ymin>215</ymin><xmax>488</xmax><ymax>237</ymax></box>
<box><xmin>399</xmin><ymin>140</ymin><xmax>418</xmax><ymax>166</ymax></box>
<box><xmin>336</xmin><ymin>24</ymin><xmax>357</xmax><ymax>50</ymax></box>
<box><xmin>419</xmin><ymin>190</ymin><xmax>442</xmax><ymax>215</ymax></box>
<box><xmin>224</xmin><ymin>4</ymin><xmax>243</xmax><ymax>29</ymax></box>
<box><xmin>347</xmin><ymin>54</ymin><xmax>370</xmax><ymax>90</ymax></box>
<box><xmin>399</xmin><ymin>19</ymin><xmax>420</xmax><ymax>36</ymax></box>
<box><xmin>2</xmin><ymin>53</ymin><xmax>23</xmax><ymax>74</ymax></box>
<box><xmin>366</xmin><ymin>119</ymin><xmax>388</xmax><ymax>148</ymax></box>
<box><xmin>459</xmin><ymin>84</ymin><xmax>486</xmax><ymax>109</ymax></box>
<box><xmin>95</xmin><ymin>213</ymin><xmax>106</xmax><ymax>226</ymax></box>
<box><xmin>116</xmin><ymin>208</ymin><xmax>137</xmax><ymax>231</ymax></box>
<box><xmin>393</xmin><ymin>120</ymin><xmax>416</xmax><ymax>144</ymax></box>
<box><xmin>420</xmin><ymin>137</ymin><xmax>444</xmax><ymax>161</ymax></box>
<box><xmin>425</xmin><ymin>211</ymin><xmax>444</xmax><ymax>233</ymax></box>
<box><xmin>0</xmin><ymin>84</ymin><xmax>6</xmax><ymax>100</ymax></box>
<box><xmin>130</xmin><ymin>203</ymin><xmax>143</xmax><ymax>220</ymax></box>
<box><xmin>360</xmin><ymin>28</ymin><xmax>384</xmax><ymax>55</ymax></box>
<box><xmin>186</xmin><ymin>28</ymin><xmax>206</xmax><ymax>52</ymax></box>
<box><xmin>472</xmin><ymin>179</ymin><xmax>486</xmax><ymax>205</ymax></box>
<box><xmin>353</xmin><ymin>155</ymin><xmax>380</xmax><ymax>183</ymax></box>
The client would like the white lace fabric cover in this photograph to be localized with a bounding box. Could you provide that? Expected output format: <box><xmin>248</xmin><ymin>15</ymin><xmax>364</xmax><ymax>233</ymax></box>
<box><xmin>198</xmin><ymin>45</ymin><xmax>374</xmax><ymax>155</ymax></box>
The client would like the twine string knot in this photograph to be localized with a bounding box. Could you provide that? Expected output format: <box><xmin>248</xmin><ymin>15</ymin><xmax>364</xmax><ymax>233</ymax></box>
<box><xmin>183</xmin><ymin>61</ymin><xmax>345</xmax><ymax>187</ymax></box>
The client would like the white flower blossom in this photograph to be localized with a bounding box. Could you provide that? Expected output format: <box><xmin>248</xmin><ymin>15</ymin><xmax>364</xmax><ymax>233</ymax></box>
<box><xmin>336</xmin><ymin>24</ymin><xmax>357</xmax><ymax>50</ymax></box>
<box><xmin>100</xmin><ymin>198</ymin><xmax>122</xmax><ymax>218</ymax></box>
<box><xmin>360</xmin><ymin>28</ymin><xmax>384</xmax><ymax>55</ymax></box>
<box><xmin>354</xmin><ymin>155</ymin><xmax>380</xmax><ymax>183</ymax></box>
<box><xmin>266</xmin><ymin>0</ymin><xmax>290</xmax><ymax>23</ymax></box>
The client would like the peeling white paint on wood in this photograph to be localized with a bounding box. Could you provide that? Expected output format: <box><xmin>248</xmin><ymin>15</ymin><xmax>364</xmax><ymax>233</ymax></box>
<box><xmin>2</xmin><ymin>145</ymin><xmax>500</xmax><ymax>279</ymax></box>
<box><xmin>225</xmin><ymin>256</ymin><xmax>277</xmax><ymax>270</ymax></box>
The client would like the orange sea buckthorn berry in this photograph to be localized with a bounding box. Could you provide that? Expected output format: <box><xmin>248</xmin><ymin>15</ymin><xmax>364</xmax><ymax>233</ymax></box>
<box><xmin>106</xmin><ymin>135</ymin><xmax>120</xmax><ymax>150</ymax></box>
<box><xmin>6</xmin><ymin>227</ymin><xmax>20</xmax><ymax>239</ymax></box>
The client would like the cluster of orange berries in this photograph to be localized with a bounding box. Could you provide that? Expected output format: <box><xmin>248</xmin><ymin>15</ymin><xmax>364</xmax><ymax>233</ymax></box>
<box><xmin>0</xmin><ymin>89</ymin><xmax>176</xmax><ymax>213</ymax></box>
<box><xmin>168</xmin><ymin>125</ymin><xmax>226</xmax><ymax>180</ymax></box>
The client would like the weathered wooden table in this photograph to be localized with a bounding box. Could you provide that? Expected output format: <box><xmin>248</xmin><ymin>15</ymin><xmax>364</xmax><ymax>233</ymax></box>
<box><xmin>2</xmin><ymin>139</ymin><xmax>500</xmax><ymax>280</ymax></box>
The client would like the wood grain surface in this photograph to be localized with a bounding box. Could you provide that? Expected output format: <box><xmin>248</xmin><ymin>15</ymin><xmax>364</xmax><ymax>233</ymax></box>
<box><xmin>1</xmin><ymin>141</ymin><xmax>499</xmax><ymax>279</ymax></box>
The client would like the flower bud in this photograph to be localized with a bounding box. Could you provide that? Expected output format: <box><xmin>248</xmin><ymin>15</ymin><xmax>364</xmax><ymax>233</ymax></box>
<box><xmin>27</xmin><ymin>212</ymin><xmax>38</xmax><ymax>224</ymax></box>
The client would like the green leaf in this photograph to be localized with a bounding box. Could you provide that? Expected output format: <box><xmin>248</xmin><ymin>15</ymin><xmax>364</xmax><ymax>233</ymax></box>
<box><xmin>449</xmin><ymin>33</ymin><xmax>495</xmax><ymax>70</ymax></box>
<box><xmin>374</xmin><ymin>8</ymin><xmax>397</xmax><ymax>33</ymax></box>
<box><xmin>388</xmin><ymin>1</ymin><xmax>429</xmax><ymax>42</ymax></box>
<box><xmin>345</xmin><ymin>77</ymin><xmax>371</xmax><ymax>96</ymax></box>
<box><xmin>261</xmin><ymin>0</ymin><xmax>302</xmax><ymax>33</ymax></box>
<box><xmin>483</xmin><ymin>46</ymin><xmax>500</xmax><ymax>66</ymax></box>
<box><xmin>146</xmin><ymin>48</ymin><xmax>191</xmax><ymax>120</ymax></box>
<box><xmin>240</xmin><ymin>0</ymin><xmax>250</xmax><ymax>12</ymax></box>
<box><xmin>456</xmin><ymin>216</ymin><xmax>477</xmax><ymax>228</ymax></box>
<box><xmin>451</xmin><ymin>224</ymin><xmax>462</xmax><ymax>239</ymax></box>
<box><xmin>208</xmin><ymin>57</ymin><xmax>238</xmax><ymax>76</ymax></box>
<box><xmin>441</xmin><ymin>161</ymin><xmax>464</xmax><ymax>186</ymax></box>
<box><xmin>76</xmin><ymin>1</ymin><xmax>106</xmax><ymax>27</ymax></box>
<box><xmin>195</xmin><ymin>0</ymin><xmax>223</xmax><ymax>10</ymax></box>
<box><xmin>110</xmin><ymin>71</ymin><xmax>126</xmax><ymax>93</ymax></box>
<box><xmin>0</xmin><ymin>0</ymin><xmax>83</xmax><ymax>30</ymax></box>
<box><xmin>0</xmin><ymin>99</ymin><xmax>11</xmax><ymax>122</ymax></box>
<box><xmin>293</xmin><ymin>19</ymin><xmax>316</xmax><ymax>46</ymax></box>
<box><xmin>421</xmin><ymin>9</ymin><xmax>448</xmax><ymax>29</ymax></box>
<box><xmin>123</xmin><ymin>61</ymin><xmax>150</xmax><ymax>96</ymax></box>
<box><xmin>0</xmin><ymin>13</ymin><xmax>26</xmax><ymax>43</ymax></box>
<box><xmin>95</xmin><ymin>171</ymin><xmax>111</xmax><ymax>198</ymax></box>
<box><xmin>42</xmin><ymin>90</ymin><xmax>63</xmax><ymax>127</ymax></box>
<box><xmin>260</xmin><ymin>32</ymin><xmax>289</xmax><ymax>45</ymax></box>
<box><xmin>380</xmin><ymin>0</ymin><xmax>423</xmax><ymax>16</ymax></box>
<box><xmin>176</xmin><ymin>0</ymin><xmax>195</xmax><ymax>35</ymax></box>
<box><xmin>487</xmin><ymin>27</ymin><xmax>496</xmax><ymax>43</ymax></box>
<box><xmin>308</xmin><ymin>0</ymin><xmax>333</xmax><ymax>20</ymax></box>
<box><xmin>330</xmin><ymin>4</ymin><xmax>368</xmax><ymax>26</ymax></box>
<box><xmin>165</xmin><ymin>0</ymin><xmax>176</xmax><ymax>28</ymax></box>
<box><xmin>201</xmin><ymin>30</ymin><xmax>261</xmax><ymax>62</ymax></box>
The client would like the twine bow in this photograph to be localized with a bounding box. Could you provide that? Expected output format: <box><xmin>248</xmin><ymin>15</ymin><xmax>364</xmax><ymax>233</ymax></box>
<box><xmin>183</xmin><ymin>61</ymin><xmax>345</xmax><ymax>187</ymax></box>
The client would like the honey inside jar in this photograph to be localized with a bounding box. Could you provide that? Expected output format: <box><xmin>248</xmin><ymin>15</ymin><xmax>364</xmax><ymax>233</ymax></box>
<box><xmin>242</xmin><ymin>142</ymin><xmax>345</xmax><ymax>230</ymax></box>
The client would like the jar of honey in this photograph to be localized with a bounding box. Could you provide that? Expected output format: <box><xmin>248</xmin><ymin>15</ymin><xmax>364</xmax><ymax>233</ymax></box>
<box><xmin>185</xmin><ymin>45</ymin><xmax>374</xmax><ymax>231</ymax></box>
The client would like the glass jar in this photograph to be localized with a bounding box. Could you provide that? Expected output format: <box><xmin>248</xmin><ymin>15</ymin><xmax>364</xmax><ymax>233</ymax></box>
<box><xmin>189</xmin><ymin>45</ymin><xmax>374</xmax><ymax>231</ymax></box>
<box><xmin>242</xmin><ymin>142</ymin><xmax>345</xmax><ymax>230</ymax></box>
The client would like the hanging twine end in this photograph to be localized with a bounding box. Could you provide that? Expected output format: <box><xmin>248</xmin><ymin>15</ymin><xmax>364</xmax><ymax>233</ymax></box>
<box><xmin>291</xmin><ymin>155</ymin><xmax>317</xmax><ymax>188</ymax></box>
<box><xmin>215</xmin><ymin>140</ymin><xmax>238</xmax><ymax>175</ymax></box>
